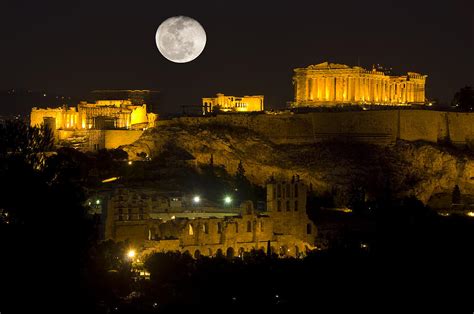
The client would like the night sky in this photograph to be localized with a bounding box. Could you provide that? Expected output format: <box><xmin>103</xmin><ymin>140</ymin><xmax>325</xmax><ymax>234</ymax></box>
<box><xmin>2</xmin><ymin>0</ymin><xmax>473</xmax><ymax>113</ymax></box>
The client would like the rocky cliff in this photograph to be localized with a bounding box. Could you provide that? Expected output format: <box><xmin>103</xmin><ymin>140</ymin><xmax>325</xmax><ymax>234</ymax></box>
<box><xmin>123</xmin><ymin>122</ymin><xmax>474</xmax><ymax>204</ymax></box>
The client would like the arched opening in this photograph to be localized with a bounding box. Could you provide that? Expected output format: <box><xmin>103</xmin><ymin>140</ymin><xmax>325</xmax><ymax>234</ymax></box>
<box><xmin>194</xmin><ymin>250</ymin><xmax>201</xmax><ymax>259</ymax></box>
<box><xmin>188</xmin><ymin>223</ymin><xmax>194</xmax><ymax>235</ymax></box>
<box><xmin>216</xmin><ymin>248</ymin><xmax>224</xmax><ymax>258</ymax></box>
<box><xmin>295</xmin><ymin>246</ymin><xmax>300</xmax><ymax>258</ymax></box>
<box><xmin>247</xmin><ymin>221</ymin><xmax>252</xmax><ymax>232</ymax></box>
<box><xmin>226</xmin><ymin>247</ymin><xmax>235</xmax><ymax>259</ymax></box>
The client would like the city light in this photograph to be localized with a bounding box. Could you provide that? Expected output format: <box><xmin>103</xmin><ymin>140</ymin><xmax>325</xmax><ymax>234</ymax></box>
<box><xmin>193</xmin><ymin>195</ymin><xmax>201</xmax><ymax>203</ymax></box>
<box><xmin>102</xmin><ymin>177</ymin><xmax>119</xmax><ymax>183</ymax></box>
<box><xmin>224</xmin><ymin>196</ymin><xmax>232</xmax><ymax>205</ymax></box>
<box><xmin>127</xmin><ymin>249</ymin><xmax>136</xmax><ymax>259</ymax></box>
<box><xmin>96</xmin><ymin>199</ymin><xmax>101</xmax><ymax>205</ymax></box>
<box><xmin>128</xmin><ymin>161</ymin><xmax>133</xmax><ymax>165</ymax></box>
<box><xmin>466</xmin><ymin>212</ymin><xmax>474</xmax><ymax>217</ymax></box>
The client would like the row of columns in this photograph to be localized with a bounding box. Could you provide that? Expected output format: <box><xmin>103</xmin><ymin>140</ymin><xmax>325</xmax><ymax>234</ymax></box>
<box><xmin>300</xmin><ymin>76</ymin><xmax>424</xmax><ymax>104</ymax></box>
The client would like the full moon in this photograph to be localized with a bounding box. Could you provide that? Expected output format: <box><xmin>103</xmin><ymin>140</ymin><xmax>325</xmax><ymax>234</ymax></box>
<box><xmin>155</xmin><ymin>16</ymin><xmax>206</xmax><ymax>63</ymax></box>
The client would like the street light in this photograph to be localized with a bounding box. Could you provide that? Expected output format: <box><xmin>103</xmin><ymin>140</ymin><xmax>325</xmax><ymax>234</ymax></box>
<box><xmin>193</xmin><ymin>195</ymin><xmax>201</xmax><ymax>204</ymax></box>
<box><xmin>127</xmin><ymin>249</ymin><xmax>136</xmax><ymax>259</ymax></box>
<box><xmin>224</xmin><ymin>196</ymin><xmax>232</xmax><ymax>205</ymax></box>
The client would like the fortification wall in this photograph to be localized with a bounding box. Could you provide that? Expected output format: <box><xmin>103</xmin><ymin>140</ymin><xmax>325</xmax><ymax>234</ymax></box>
<box><xmin>57</xmin><ymin>129</ymin><xmax>143</xmax><ymax>151</ymax></box>
<box><xmin>168</xmin><ymin>110</ymin><xmax>474</xmax><ymax>146</ymax></box>
<box><xmin>104</xmin><ymin>130</ymin><xmax>144</xmax><ymax>149</ymax></box>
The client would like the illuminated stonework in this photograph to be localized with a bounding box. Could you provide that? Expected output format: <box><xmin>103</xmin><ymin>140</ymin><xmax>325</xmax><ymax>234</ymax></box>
<box><xmin>202</xmin><ymin>93</ymin><xmax>264</xmax><ymax>114</ymax></box>
<box><xmin>105</xmin><ymin>178</ymin><xmax>316</xmax><ymax>258</ymax></box>
<box><xmin>292</xmin><ymin>62</ymin><xmax>427</xmax><ymax>107</ymax></box>
<box><xmin>31</xmin><ymin>99</ymin><xmax>157</xmax><ymax>130</ymax></box>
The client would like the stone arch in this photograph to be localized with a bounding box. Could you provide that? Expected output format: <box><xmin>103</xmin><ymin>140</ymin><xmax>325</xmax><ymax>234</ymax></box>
<box><xmin>194</xmin><ymin>249</ymin><xmax>201</xmax><ymax>259</ymax></box>
<box><xmin>226</xmin><ymin>247</ymin><xmax>235</xmax><ymax>259</ymax></box>
<box><xmin>216</xmin><ymin>248</ymin><xmax>224</xmax><ymax>258</ymax></box>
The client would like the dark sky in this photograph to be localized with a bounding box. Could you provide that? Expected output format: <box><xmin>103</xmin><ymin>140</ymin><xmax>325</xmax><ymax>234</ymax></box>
<box><xmin>1</xmin><ymin>0</ymin><xmax>473</xmax><ymax>113</ymax></box>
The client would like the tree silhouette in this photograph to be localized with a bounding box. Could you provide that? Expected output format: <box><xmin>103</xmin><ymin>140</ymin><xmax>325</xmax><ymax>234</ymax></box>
<box><xmin>235</xmin><ymin>160</ymin><xmax>246</xmax><ymax>182</ymax></box>
<box><xmin>452</xmin><ymin>185</ymin><xmax>461</xmax><ymax>205</ymax></box>
<box><xmin>452</xmin><ymin>86</ymin><xmax>474</xmax><ymax>112</ymax></box>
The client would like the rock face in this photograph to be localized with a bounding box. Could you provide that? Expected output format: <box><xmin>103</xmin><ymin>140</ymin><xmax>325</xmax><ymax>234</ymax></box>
<box><xmin>123</xmin><ymin>122</ymin><xmax>474</xmax><ymax>204</ymax></box>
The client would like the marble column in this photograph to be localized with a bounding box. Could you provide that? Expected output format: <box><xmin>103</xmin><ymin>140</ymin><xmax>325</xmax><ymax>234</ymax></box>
<box><xmin>312</xmin><ymin>77</ymin><xmax>318</xmax><ymax>101</ymax></box>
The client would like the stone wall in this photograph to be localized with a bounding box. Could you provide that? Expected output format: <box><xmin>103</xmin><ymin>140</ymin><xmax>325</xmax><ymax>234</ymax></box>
<box><xmin>58</xmin><ymin>129</ymin><xmax>143</xmax><ymax>151</ymax></box>
<box><xmin>103</xmin><ymin>130</ymin><xmax>144</xmax><ymax>149</ymax></box>
<box><xmin>169</xmin><ymin>110</ymin><xmax>474</xmax><ymax>147</ymax></box>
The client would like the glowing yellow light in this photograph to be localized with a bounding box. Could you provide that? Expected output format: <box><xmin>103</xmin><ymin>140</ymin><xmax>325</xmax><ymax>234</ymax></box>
<box><xmin>466</xmin><ymin>212</ymin><xmax>474</xmax><ymax>217</ymax></box>
<box><xmin>128</xmin><ymin>161</ymin><xmax>133</xmax><ymax>165</ymax></box>
<box><xmin>96</xmin><ymin>199</ymin><xmax>100</xmax><ymax>205</ymax></box>
<box><xmin>102</xmin><ymin>177</ymin><xmax>119</xmax><ymax>183</ymax></box>
<box><xmin>193</xmin><ymin>195</ymin><xmax>201</xmax><ymax>203</ymax></box>
<box><xmin>127</xmin><ymin>250</ymin><xmax>136</xmax><ymax>259</ymax></box>
<box><xmin>224</xmin><ymin>196</ymin><xmax>232</xmax><ymax>204</ymax></box>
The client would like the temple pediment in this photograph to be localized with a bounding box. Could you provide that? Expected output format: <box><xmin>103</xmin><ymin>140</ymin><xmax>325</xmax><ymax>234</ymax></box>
<box><xmin>308</xmin><ymin>62</ymin><xmax>351</xmax><ymax>70</ymax></box>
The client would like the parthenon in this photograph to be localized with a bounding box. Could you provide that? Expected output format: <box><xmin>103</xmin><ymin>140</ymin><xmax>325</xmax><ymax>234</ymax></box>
<box><xmin>292</xmin><ymin>62</ymin><xmax>427</xmax><ymax>107</ymax></box>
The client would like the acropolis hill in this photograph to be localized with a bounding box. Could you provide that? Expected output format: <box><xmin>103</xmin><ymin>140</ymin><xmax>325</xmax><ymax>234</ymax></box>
<box><xmin>122</xmin><ymin>114</ymin><xmax>474</xmax><ymax>206</ymax></box>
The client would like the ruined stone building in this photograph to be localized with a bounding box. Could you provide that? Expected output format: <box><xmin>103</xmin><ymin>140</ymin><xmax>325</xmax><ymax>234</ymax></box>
<box><xmin>30</xmin><ymin>95</ymin><xmax>158</xmax><ymax>152</ymax></box>
<box><xmin>105</xmin><ymin>178</ymin><xmax>316</xmax><ymax>258</ymax></box>
<box><xmin>292</xmin><ymin>62</ymin><xmax>427</xmax><ymax>107</ymax></box>
<box><xmin>31</xmin><ymin>99</ymin><xmax>157</xmax><ymax>131</ymax></box>
<box><xmin>202</xmin><ymin>93</ymin><xmax>264</xmax><ymax>115</ymax></box>
<box><xmin>90</xmin><ymin>90</ymin><xmax>160</xmax><ymax>114</ymax></box>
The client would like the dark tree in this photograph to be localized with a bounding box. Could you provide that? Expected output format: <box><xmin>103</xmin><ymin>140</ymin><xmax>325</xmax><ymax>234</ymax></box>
<box><xmin>452</xmin><ymin>86</ymin><xmax>474</xmax><ymax>112</ymax></box>
<box><xmin>235</xmin><ymin>160</ymin><xmax>246</xmax><ymax>182</ymax></box>
<box><xmin>209</xmin><ymin>153</ymin><xmax>214</xmax><ymax>168</ymax></box>
<box><xmin>452</xmin><ymin>185</ymin><xmax>461</xmax><ymax>204</ymax></box>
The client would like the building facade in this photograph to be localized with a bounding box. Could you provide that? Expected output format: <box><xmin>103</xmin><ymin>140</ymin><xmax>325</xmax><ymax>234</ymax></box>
<box><xmin>90</xmin><ymin>90</ymin><xmax>160</xmax><ymax>114</ymax></box>
<box><xmin>292</xmin><ymin>62</ymin><xmax>427</xmax><ymax>107</ymax></box>
<box><xmin>31</xmin><ymin>100</ymin><xmax>157</xmax><ymax>131</ymax></box>
<box><xmin>202</xmin><ymin>93</ymin><xmax>264</xmax><ymax>114</ymax></box>
<box><xmin>105</xmin><ymin>178</ymin><xmax>316</xmax><ymax>258</ymax></box>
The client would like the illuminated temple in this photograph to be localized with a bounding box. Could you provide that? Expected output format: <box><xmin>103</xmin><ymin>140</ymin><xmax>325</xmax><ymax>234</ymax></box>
<box><xmin>31</xmin><ymin>99</ymin><xmax>157</xmax><ymax>130</ymax></box>
<box><xmin>202</xmin><ymin>93</ymin><xmax>264</xmax><ymax>114</ymax></box>
<box><xmin>292</xmin><ymin>62</ymin><xmax>427</xmax><ymax>107</ymax></box>
<box><xmin>30</xmin><ymin>95</ymin><xmax>158</xmax><ymax>152</ymax></box>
